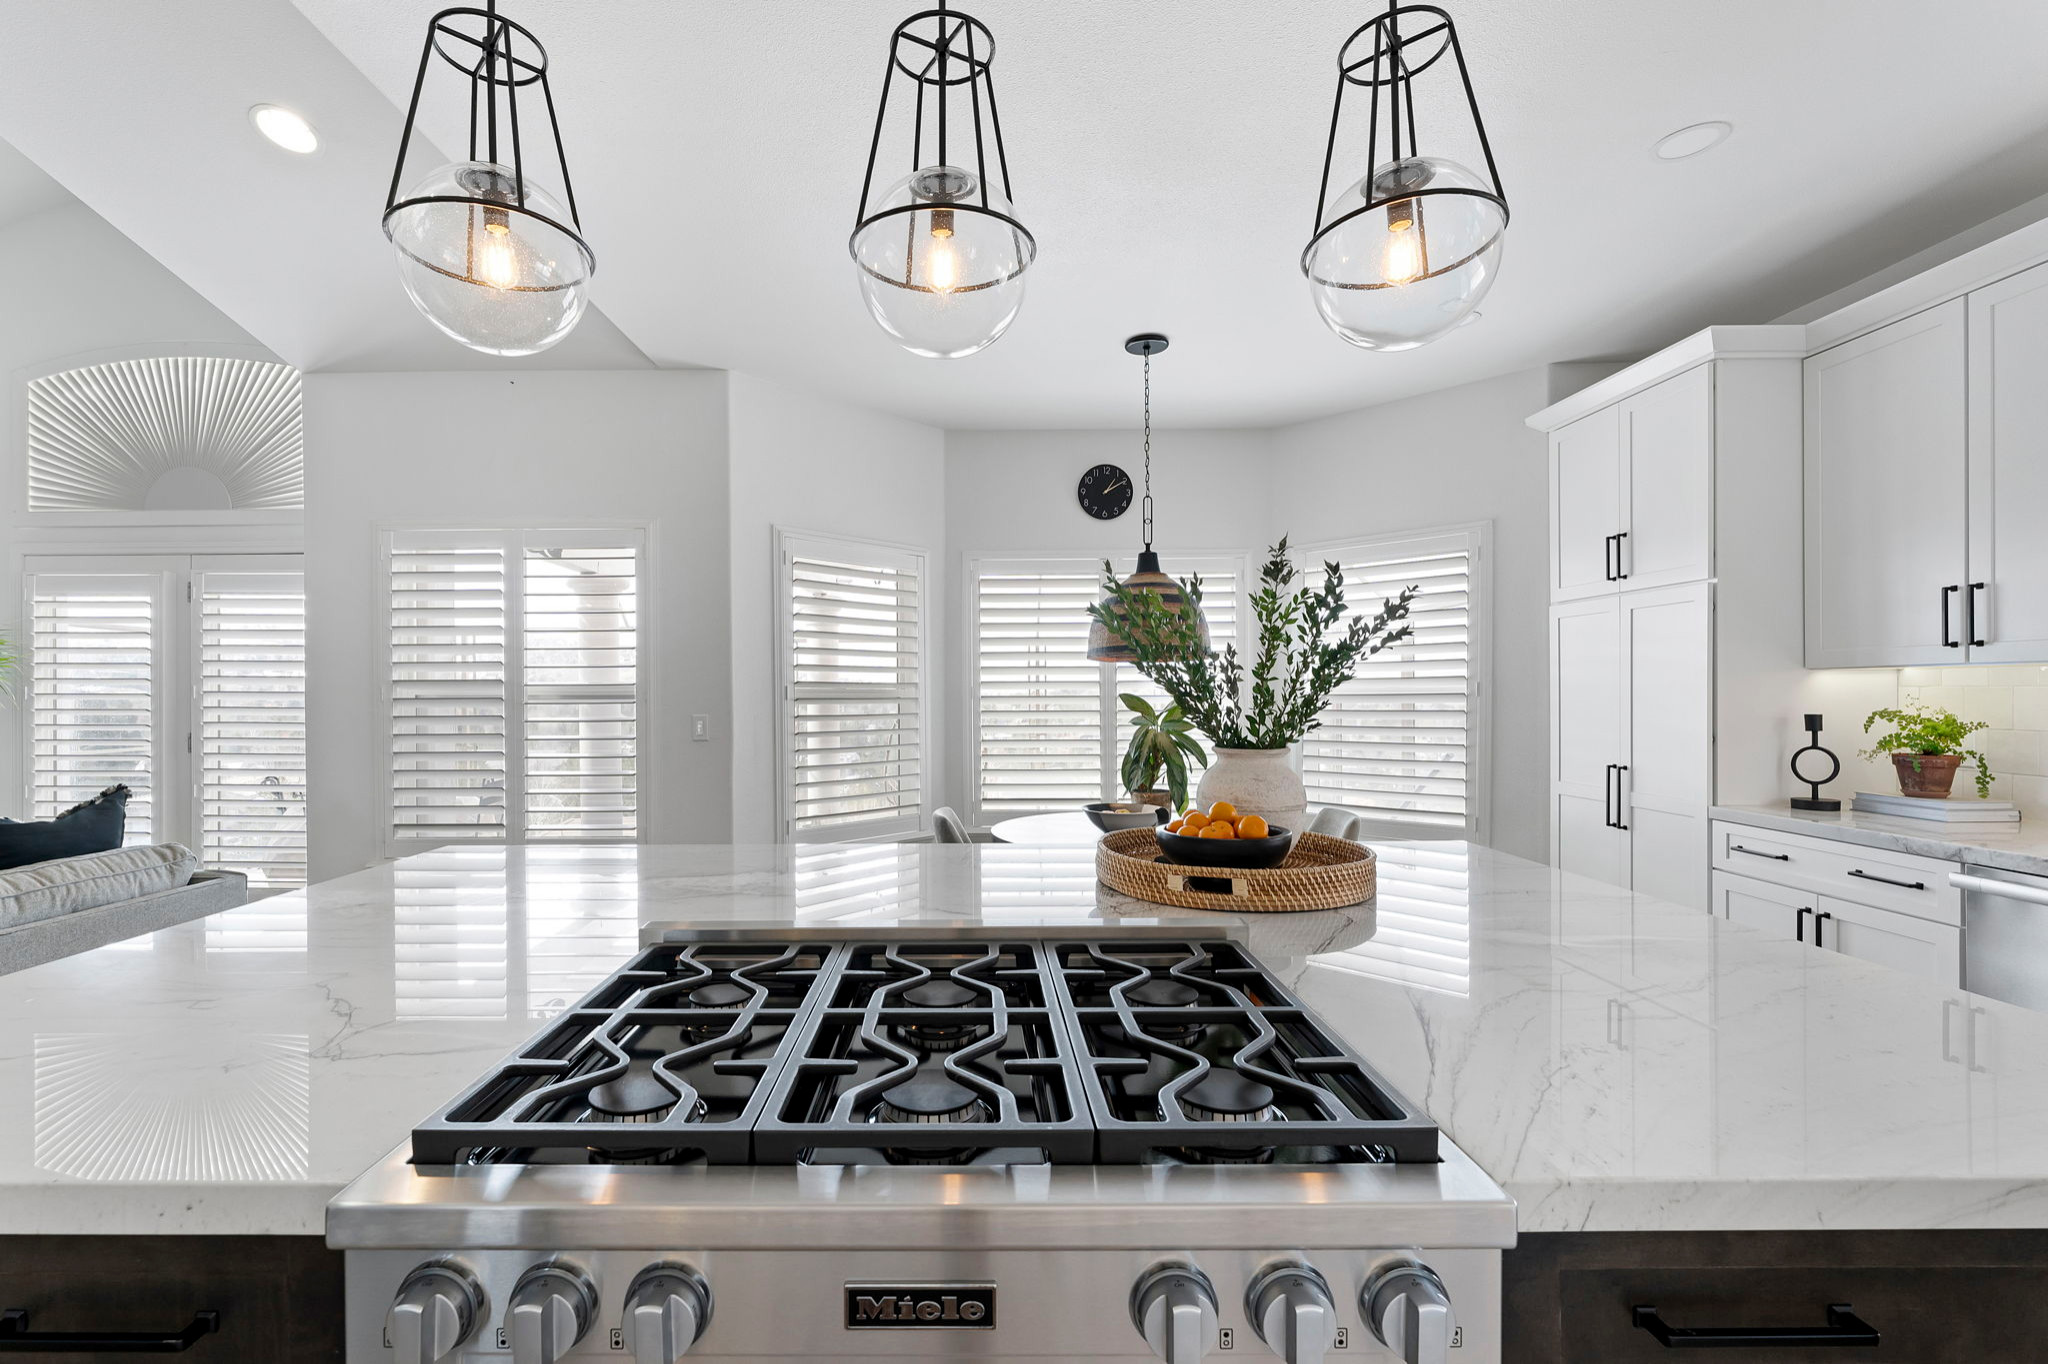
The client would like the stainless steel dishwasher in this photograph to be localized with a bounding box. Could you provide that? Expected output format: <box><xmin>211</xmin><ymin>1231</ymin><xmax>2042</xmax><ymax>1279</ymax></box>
<box><xmin>1954</xmin><ymin>864</ymin><xmax>2048</xmax><ymax>1010</ymax></box>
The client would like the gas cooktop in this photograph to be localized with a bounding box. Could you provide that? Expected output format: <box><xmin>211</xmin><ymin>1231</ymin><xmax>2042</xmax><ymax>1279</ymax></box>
<box><xmin>410</xmin><ymin>932</ymin><xmax>1438</xmax><ymax>1169</ymax></box>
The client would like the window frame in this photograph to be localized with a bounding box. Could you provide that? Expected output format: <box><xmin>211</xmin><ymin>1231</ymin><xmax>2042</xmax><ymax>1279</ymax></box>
<box><xmin>774</xmin><ymin>527</ymin><xmax>931</xmax><ymax>844</ymax></box>
<box><xmin>1295</xmin><ymin>521</ymin><xmax>1491</xmax><ymax>843</ymax></box>
<box><xmin>963</xmin><ymin>550</ymin><xmax>1249</xmax><ymax>828</ymax></box>
<box><xmin>376</xmin><ymin>525</ymin><xmax>650</xmax><ymax>859</ymax></box>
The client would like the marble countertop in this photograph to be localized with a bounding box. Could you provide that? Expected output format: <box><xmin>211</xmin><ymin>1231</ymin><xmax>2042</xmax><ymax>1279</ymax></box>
<box><xmin>1713</xmin><ymin>803</ymin><xmax>2048</xmax><ymax>875</ymax></box>
<box><xmin>3</xmin><ymin>841</ymin><xmax>2047</xmax><ymax>1238</ymax></box>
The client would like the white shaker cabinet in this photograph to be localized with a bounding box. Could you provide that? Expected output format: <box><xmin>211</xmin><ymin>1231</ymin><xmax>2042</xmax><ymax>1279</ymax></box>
<box><xmin>1550</xmin><ymin>405</ymin><xmax>1622</xmax><ymax>601</ymax></box>
<box><xmin>1803</xmin><ymin>299</ymin><xmax>1969</xmax><ymax>667</ymax></box>
<box><xmin>1967</xmin><ymin>261</ymin><xmax>2048</xmax><ymax>661</ymax></box>
<box><xmin>1713</xmin><ymin>870</ymin><xmax>1819</xmax><ymax>944</ymax></box>
<box><xmin>1816</xmin><ymin>894</ymin><xmax>1961</xmax><ymax>988</ymax></box>
<box><xmin>1550</xmin><ymin>595</ymin><xmax>1626</xmax><ymax>887</ymax></box>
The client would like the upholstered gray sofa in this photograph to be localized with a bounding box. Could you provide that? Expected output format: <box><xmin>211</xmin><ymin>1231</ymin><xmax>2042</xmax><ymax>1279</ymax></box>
<box><xmin>0</xmin><ymin>844</ymin><xmax>249</xmax><ymax>976</ymax></box>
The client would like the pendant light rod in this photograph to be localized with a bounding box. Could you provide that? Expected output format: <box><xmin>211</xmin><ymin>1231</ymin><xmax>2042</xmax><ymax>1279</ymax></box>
<box><xmin>1123</xmin><ymin>332</ymin><xmax>1168</xmax><ymax>553</ymax></box>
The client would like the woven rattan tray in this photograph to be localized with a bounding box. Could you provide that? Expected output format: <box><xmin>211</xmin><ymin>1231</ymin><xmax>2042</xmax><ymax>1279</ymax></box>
<box><xmin>1095</xmin><ymin>827</ymin><xmax>1376</xmax><ymax>912</ymax></box>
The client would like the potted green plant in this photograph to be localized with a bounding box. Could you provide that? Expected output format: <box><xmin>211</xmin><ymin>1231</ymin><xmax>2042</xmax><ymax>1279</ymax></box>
<box><xmin>1860</xmin><ymin>703</ymin><xmax>1994</xmax><ymax>799</ymax></box>
<box><xmin>1089</xmin><ymin>538</ymin><xmax>1415</xmax><ymax>829</ymax></box>
<box><xmin>1119</xmin><ymin>696</ymin><xmax>1207</xmax><ymax>813</ymax></box>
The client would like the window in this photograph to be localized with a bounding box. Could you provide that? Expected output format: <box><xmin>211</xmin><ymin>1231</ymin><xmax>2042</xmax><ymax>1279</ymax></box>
<box><xmin>384</xmin><ymin>529</ymin><xmax>642</xmax><ymax>851</ymax></box>
<box><xmin>969</xmin><ymin>555</ymin><xmax>1242</xmax><ymax>823</ymax></box>
<box><xmin>777</xmin><ymin>531</ymin><xmax>926</xmax><ymax>841</ymax></box>
<box><xmin>1299</xmin><ymin>526</ymin><xmax>1485</xmax><ymax>837</ymax></box>
<box><xmin>23</xmin><ymin>555</ymin><xmax>308</xmax><ymax>889</ymax></box>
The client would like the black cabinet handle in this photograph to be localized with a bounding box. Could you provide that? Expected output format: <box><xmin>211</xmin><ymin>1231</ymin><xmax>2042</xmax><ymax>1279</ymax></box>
<box><xmin>1847</xmin><ymin>868</ymin><xmax>1926</xmax><ymax>891</ymax></box>
<box><xmin>1796</xmin><ymin>905</ymin><xmax>1812</xmax><ymax>943</ymax></box>
<box><xmin>1815</xmin><ymin>910</ymin><xmax>1833</xmax><ymax>950</ymax></box>
<box><xmin>1603</xmin><ymin>763</ymin><xmax>1615</xmax><ymax>827</ymax></box>
<box><xmin>1729</xmin><ymin>844</ymin><xmax>1790</xmax><ymax>862</ymax></box>
<box><xmin>0</xmin><ymin>1309</ymin><xmax>218</xmax><ymax>1352</ymax></box>
<box><xmin>1968</xmin><ymin>581</ymin><xmax>1986</xmax><ymax>647</ymax></box>
<box><xmin>1942</xmin><ymin>584</ymin><xmax>1960</xmax><ymax>648</ymax></box>
<box><xmin>1632</xmin><ymin>1302</ymin><xmax>1879</xmax><ymax>1349</ymax></box>
<box><xmin>1613</xmin><ymin>765</ymin><xmax>1630</xmax><ymax>831</ymax></box>
<box><xmin>1604</xmin><ymin>533</ymin><xmax>1618</xmax><ymax>582</ymax></box>
<box><xmin>1614</xmin><ymin>530</ymin><xmax>1630</xmax><ymax>580</ymax></box>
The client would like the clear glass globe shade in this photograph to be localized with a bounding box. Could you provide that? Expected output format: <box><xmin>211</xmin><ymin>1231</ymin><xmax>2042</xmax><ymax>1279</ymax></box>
<box><xmin>1304</xmin><ymin>156</ymin><xmax>1505</xmax><ymax>352</ymax></box>
<box><xmin>385</xmin><ymin>161</ymin><xmax>595</xmax><ymax>357</ymax></box>
<box><xmin>851</xmin><ymin>165</ymin><xmax>1035</xmax><ymax>358</ymax></box>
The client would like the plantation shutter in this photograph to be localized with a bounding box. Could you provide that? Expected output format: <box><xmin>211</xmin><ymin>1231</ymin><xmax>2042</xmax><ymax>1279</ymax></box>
<box><xmin>195</xmin><ymin>563</ymin><xmax>307</xmax><ymax>888</ymax></box>
<box><xmin>388</xmin><ymin>534</ymin><xmax>509</xmax><ymax>844</ymax></box>
<box><xmin>973</xmin><ymin>562</ymin><xmax>1104</xmax><ymax>817</ymax></box>
<box><xmin>782</xmin><ymin>533</ymin><xmax>925</xmax><ymax>839</ymax></box>
<box><xmin>1300</xmin><ymin>529</ymin><xmax>1480</xmax><ymax>835</ymax></box>
<box><xmin>26</xmin><ymin>570</ymin><xmax>167</xmax><ymax>841</ymax></box>
<box><xmin>523</xmin><ymin>541</ymin><xmax>639</xmax><ymax>841</ymax></box>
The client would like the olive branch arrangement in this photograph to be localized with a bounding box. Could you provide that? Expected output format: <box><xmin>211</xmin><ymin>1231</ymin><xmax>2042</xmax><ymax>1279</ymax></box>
<box><xmin>1088</xmin><ymin>538</ymin><xmax>1418</xmax><ymax>749</ymax></box>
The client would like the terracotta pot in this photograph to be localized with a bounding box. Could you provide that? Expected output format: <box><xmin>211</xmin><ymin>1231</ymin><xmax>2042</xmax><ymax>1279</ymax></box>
<box><xmin>1194</xmin><ymin>747</ymin><xmax>1308</xmax><ymax>831</ymax></box>
<box><xmin>1892</xmin><ymin>752</ymin><xmax>1962</xmax><ymax>799</ymax></box>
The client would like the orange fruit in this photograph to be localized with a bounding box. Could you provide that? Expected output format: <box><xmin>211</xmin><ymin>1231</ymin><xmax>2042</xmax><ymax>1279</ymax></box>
<box><xmin>1164</xmin><ymin>820</ymin><xmax>1183</xmax><ymax>834</ymax></box>
<box><xmin>1198</xmin><ymin>822</ymin><xmax>1237</xmax><ymax>839</ymax></box>
<box><xmin>1207</xmin><ymin>801</ymin><xmax>1237</xmax><ymax>821</ymax></box>
<box><xmin>1237</xmin><ymin>815</ymin><xmax>1270</xmax><ymax>839</ymax></box>
<box><xmin>1180</xmin><ymin>810</ymin><xmax>1212</xmax><ymax>832</ymax></box>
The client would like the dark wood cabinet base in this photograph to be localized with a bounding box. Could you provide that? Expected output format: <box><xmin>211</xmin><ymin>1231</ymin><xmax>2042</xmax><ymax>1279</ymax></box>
<box><xmin>1505</xmin><ymin>1229</ymin><xmax>2048</xmax><ymax>1363</ymax></box>
<box><xmin>0</xmin><ymin>1236</ymin><xmax>340</xmax><ymax>1362</ymax></box>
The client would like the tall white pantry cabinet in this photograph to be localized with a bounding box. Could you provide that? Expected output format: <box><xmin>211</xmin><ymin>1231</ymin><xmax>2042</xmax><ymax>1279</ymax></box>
<box><xmin>1529</xmin><ymin>331</ymin><xmax>1810</xmax><ymax>911</ymax></box>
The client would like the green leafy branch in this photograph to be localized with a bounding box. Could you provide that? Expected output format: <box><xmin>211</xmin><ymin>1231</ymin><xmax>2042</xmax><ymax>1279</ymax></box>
<box><xmin>1861</xmin><ymin>703</ymin><xmax>1994</xmax><ymax>799</ymax></box>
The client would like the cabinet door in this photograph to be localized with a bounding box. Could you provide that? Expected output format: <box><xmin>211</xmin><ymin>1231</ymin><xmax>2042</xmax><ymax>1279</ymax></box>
<box><xmin>1713</xmin><ymin>869</ymin><xmax>1815</xmax><ymax>944</ymax></box>
<box><xmin>1551</xmin><ymin>405</ymin><xmax>1622</xmax><ymax>601</ymax></box>
<box><xmin>1818</xmin><ymin>894</ymin><xmax>1961</xmax><ymax>988</ymax></box>
<box><xmin>1622</xmin><ymin>582</ymin><xmax>1712</xmax><ymax>912</ymax></box>
<box><xmin>1552</xmin><ymin>596</ymin><xmax>1625</xmax><ymax>887</ymax></box>
<box><xmin>1803</xmin><ymin>298</ymin><xmax>1969</xmax><ymax>667</ymax></box>
<box><xmin>1968</xmin><ymin>262</ymin><xmax>2048</xmax><ymax>662</ymax></box>
<box><xmin>1620</xmin><ymin>364</ymin><xmax>1712</xmax><ymax>591</ymax></box>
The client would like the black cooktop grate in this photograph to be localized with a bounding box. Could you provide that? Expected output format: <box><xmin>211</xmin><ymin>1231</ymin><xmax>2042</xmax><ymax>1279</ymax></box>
<box><xmin>410</xmin><ymin>936</ymin><xmax>1438</xmax><ymax>1168</ymax></box>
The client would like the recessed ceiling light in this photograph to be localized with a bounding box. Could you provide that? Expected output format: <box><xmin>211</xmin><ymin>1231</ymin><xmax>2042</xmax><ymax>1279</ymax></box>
<box><xmin>249</xmin><ymin>104</ymin><xmax>319</xmax><ymax>155</ymax></box>
<box><xmin>1654</xmin><ymin>121</ymin><xmax>1732</xmax><ymax>161</ymax></box>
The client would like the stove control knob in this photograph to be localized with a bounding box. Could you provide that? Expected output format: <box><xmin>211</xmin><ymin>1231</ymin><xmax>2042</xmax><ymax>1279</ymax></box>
<box><xmin>508</xmin><ymin>1261</ymin><xmax>599</xmax><ymax>1364</ymax></box>
<box><xmin>387</xmin><ymin>1260</ymin><xmax>484</xmax><ymax>1364</ymax></box>
<box><xmin>1362</xmin><ymin>1261</ymin><xmax>1456</xmax><ymax>1364</ymax></box>
<box><xmin>1130</xmin><ymin>1262</ymin><xmax>1218</xmax><ymax>1363</ymax></box>
<box><xmin>1247</xmin><ymin>1262</ymin><xmax>1336</xmax><ymax>1364</ymax></box>
<box><xmin>622</xmin><ymin>1263</ymin><xmax>712</xmax><ymax>1363</ymax></box>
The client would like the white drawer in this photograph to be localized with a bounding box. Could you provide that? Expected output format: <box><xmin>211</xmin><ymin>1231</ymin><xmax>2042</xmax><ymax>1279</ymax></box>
<box><xmin>1710</xmin><ymin>820</ymin><xmax>1960</xmax><ymax>926</ymax></box>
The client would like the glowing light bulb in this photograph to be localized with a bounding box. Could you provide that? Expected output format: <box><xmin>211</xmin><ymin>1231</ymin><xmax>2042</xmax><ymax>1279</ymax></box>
<box><xmin>1382</xmin><ymin>199</ymin><xmax>1424</xmax><ymax>286</ymax></box>
<box><xmin>927</xmin><ymin>206</ymin><xmax>959</xmax><ymax>294</ymax></box>
<box><xmin>479</xmin><ymin>219</ymin><xmax>517</xmax><ymax>291</ymax></box>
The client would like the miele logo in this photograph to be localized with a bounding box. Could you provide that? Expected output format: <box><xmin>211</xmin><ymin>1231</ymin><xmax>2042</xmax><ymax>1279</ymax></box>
<box><xmin>844</xmin><ymin>1283</ymin><xmax>997</xmax><ymax>1330</ymax></box>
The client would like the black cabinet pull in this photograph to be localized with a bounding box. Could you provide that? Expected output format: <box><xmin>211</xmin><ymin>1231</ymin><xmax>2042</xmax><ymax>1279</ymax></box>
<box><xmin>1729</xmin><ymin>844</ymin><xmax>1790</xmax><ymax>862</ymax></box>
<box><xmin>1604</xmin><ymin>533</ymin><xmax>1618</xmax><ymax>582</ymax></box>
<box><xmin>1968</xmin><ymin>581</ymin><xmax>1987</xmax><ymax>647</ymax></box>
<box><xmin>1613</xmin><ymin>765</ymin><xmax>1630</xmax><ymax>831</ymax></box>
<box><xmin>1603</xmin><ymin>763</ymin><xmax>1616</xmax><ymax>828</ymax></box>
<box><xmin>1942</xmin><ymin>584</ymin><xmax>1961</xmax><ymax>648</ymax></box>
<box><xmin>1816</xmin><ymin>909</ymin><xmax>1833</xmax><ymax>949</ymax></box>
<box><xmin>0</xmin><ymin>1308</ymin><xmax>218</xmax><ymax>1352</ymax></box>
<box><xmin>1847</xmin><ymin>868</ymin><xmax>1926</xmax><ymax>891</ymax></box>
<box><xmin>1632</xmin><ymin>1302</ymin><xmax>1879</xmax><ymax>1349</ymax></box>
<box><xmin>1796</xmin><ymin>905</ymin><xmax>1812</xmax><ymax>943</ymax></box>
<box><xmin>1614</xmin><ymin>530</ymin><xmax>1630</xmax><ymax>580</ymax></box>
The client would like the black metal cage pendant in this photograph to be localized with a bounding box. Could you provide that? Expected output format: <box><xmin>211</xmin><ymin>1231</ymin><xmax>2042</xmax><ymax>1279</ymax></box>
<box><xmin>1303</xmin><ymin>1</ymin><xmax>1507</xmax><ymax>352</ymax></box>
<box><xmin>851</xmin><ymin>1</ymin><xmax>1037</xmax><ymax>359</ymax></box>
<box><xmin>383</xmin><ymin>1</ymin><xmax>595</xmax><ymax>358</ymax></box>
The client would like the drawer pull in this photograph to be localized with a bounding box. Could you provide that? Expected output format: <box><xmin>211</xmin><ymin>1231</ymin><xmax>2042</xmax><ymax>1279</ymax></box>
<box><xmin>1847</xmin><ymin>868</ymin><xmax>1926</xmax><ymax>891</ymax></box>
<box><xmin>0</xmin><ymin>1308</ymin><xmax>218</xmax><ymax>1352</ymax></box>
<box><xmin>1631</xmin><ymin>1302</ymin><xmax>1879</xmax><ymax>1349</ymax></box>
<box><xmin>1729</xmin><ymin>844</ymin><xmax>1790</xmax><ymax>862</ymax></box>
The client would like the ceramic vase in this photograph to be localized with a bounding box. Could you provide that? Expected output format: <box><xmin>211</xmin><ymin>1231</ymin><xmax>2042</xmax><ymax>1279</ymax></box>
<box><xmin>1195</xmin><ymin>747</ymin><xmax>1308</xmax><ymax>831</ymax></box>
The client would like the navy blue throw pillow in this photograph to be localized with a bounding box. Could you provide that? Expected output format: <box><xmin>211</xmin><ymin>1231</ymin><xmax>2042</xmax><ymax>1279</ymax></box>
<box><xmin>0</xmin><ymin>785</ymin><xmax>131</xmax><ymax>871</ymax></box>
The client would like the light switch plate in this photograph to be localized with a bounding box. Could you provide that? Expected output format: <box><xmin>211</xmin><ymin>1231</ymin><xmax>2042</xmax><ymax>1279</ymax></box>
<box><xmin>691</xmin><ymin>714</ymin><xmax>710</xmax><ymax>741</ymax></box>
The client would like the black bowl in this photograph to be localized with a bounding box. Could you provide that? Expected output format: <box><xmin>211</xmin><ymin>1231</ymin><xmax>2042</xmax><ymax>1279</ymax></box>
<box><xmin>1153</xmin><ymin>825</ymin><xmax>1293</xmax><ymax>869</ymax></box>
<box><xmin>1085</xmin><ymin>802</ymin><xmax>1172</xmax><ymax>832</ymax></box>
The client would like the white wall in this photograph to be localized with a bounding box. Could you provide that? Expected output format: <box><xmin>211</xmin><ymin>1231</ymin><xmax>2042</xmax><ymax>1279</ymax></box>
<box><xmin>303</xmin><ymin>370</ymin><xmax>730</xmax><ymax>880</ymax></box>
<box><xmin>727</xmin><ymin>372</ymin><xmax>946</xmax><ymax>843</ymax></box>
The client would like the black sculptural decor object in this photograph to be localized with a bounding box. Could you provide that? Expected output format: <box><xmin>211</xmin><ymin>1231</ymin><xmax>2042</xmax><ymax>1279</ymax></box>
<box><xmin>1790</xmin><ymin>713</ymin><xmax>1843</xmax><ymax>812</ymax></box>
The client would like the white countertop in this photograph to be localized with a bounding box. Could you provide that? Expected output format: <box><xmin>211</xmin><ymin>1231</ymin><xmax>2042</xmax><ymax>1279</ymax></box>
<box><xmin>3</xmin><ymin>841</ymin><xmax>2046</xmax><ymax>1238</ymax></box>
<box><xmin>1713</xmin><ymin>803</ymin><xmax>2048</xmax><ymax>876</ymax></box>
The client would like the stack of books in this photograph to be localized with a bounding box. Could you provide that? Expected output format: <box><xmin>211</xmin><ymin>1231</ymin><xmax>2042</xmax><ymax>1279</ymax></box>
<box><xmin>1851</xmin><ymin>791</ymin><xmax>2021</xmax><ymax>825</ymax></box>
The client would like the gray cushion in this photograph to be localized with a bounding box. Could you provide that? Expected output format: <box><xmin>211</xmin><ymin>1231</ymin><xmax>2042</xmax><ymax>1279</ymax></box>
<box><xmin>0</xmin><ymin>843</ymin><xmax>199</xmax><ymax>928</ymax></box>
<box><xmin>0</xmin><ymin>869</ymin><xmax>247</xmax><ymax>976</ymax></box>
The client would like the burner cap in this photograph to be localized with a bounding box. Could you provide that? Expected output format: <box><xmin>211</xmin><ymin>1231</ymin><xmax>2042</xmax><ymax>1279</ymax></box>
<box><xmin>1179</xmin><ymin>1071</ymin><xmax>1278</xmax><ymax>1122</ymax></box>
<box><xmin>871</xmin><ymin>1074</ymin><xmax>991</xmax><ymax>1125</ymax></box>
<box><xmin>1174</xmin><ymin>1143</ymin><xmax>1278</xmax><ymax>1166</ymax></box>
<box><xmin>889</xmin><ymin>1020</ymin><xmax>991</xmax><ymax>1054</ymax></box>
<box><xmin>1127</xmin><ymin>978</ymin><xmax>1200</xmax><ymax>1007</ymax></box>
<box><xmin>587</xmin><ymin>1073</ymin><xmax>676</xmax><ymax>1118</ymax></box>
<box><xmin>687</xmin><ymin>981</ymin><xmax>751</xmax><ymax>1007</ymax></box>
<box><xmin>902</xmin><ymin>977</ymin><xmax>976</xmax><ymax>1008</ymax></box>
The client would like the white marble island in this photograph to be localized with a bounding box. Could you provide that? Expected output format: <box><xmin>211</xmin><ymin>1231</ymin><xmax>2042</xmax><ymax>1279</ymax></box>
<box><xmin>3</xmin><ymin>840</ymin><xmax>2046</xmax><ymax>1239</ymax></box>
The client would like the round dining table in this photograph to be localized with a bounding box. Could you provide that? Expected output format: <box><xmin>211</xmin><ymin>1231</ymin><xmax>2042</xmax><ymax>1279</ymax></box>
<box><xmin>987</xmin><ymin>811</ymin><xmax>1123</xmax><ymax>846</ymax></box>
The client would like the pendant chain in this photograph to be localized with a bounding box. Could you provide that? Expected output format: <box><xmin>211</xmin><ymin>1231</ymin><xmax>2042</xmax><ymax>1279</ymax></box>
<box><xmin>1141</xmin><ymin>350</ymin><xmax>1154</xmax><ymax>551</ymax></box>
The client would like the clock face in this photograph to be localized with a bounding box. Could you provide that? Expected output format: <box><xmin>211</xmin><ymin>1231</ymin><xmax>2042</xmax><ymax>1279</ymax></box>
<box><xmin>1077</xmin><ymin>463</ymin><xmax>1134</xmax><ymax>521</ymax></box>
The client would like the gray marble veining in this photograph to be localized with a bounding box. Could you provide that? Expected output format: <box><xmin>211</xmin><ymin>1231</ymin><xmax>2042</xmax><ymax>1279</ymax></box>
<box><xmin>1714</xmin><ymin>803</ymin><xmax>2048</xmax><ymax>875</ymax></box>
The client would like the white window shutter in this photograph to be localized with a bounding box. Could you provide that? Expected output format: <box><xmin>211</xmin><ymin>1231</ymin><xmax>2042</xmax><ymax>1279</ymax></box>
<box><xmin>782</xmin><ymin>534</ymin><xmax>925</xmax><ymax>839</ymax></box>
<box><xmin>195</xmin><ymin>566</ymin><xmax>307</xmax><ymax>888</ymax></box>
<box><xmin>26</xmin><ymin>572</ymin><xmax>165</xmax><ymax>841</ymax></box>
<box><xmin>523</xmin><ymin>543</ymin><xmax>639</xmax><ymax>841</ymax></box>
<box><xmin>388</xmin><ymin>535</ymin><xmax>509</xmax><ymax>844</ymax></box>
<box><xmin>973</xmin><ymin>564</ymin><xmax>1104</xmax><ymax>817</ymax></box>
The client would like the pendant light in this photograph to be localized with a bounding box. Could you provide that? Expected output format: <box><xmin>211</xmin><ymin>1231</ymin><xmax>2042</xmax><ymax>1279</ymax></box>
<box><xmin>851</xmin><ymin>1</ymin><xmax>1037</xmax><ymax>358</ymax></box>
<box><xmin>383</xmin><ymin>1</ymin><xmax>595</xmax><ymax>357</ymax></box>
<box><xmin>1302</xmin><ymin>1</ymin><xmax>1508</xmax><ymax>351</ymax></box>
<box><xmin>1088</xmin><ymin>335</ymin><xmax>1211</xmax><ymax>663</ymax></box>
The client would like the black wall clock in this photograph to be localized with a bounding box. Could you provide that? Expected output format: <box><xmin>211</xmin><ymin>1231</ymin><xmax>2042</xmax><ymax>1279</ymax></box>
<box><xmin>1077</xmin><ymin>463</ymin><xmax>1133</xmax><ymax>520</ymax></box>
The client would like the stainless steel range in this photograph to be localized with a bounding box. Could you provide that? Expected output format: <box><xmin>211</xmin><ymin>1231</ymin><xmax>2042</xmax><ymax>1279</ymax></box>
<box><xmin>328</xmin><ymin>925</ymin><xmax>1514</xmax><ymax>1363</ymax></box>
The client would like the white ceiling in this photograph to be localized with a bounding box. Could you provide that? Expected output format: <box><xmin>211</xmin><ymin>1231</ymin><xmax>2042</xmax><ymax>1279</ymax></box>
<box><xmin>8</xmin><ymin>1</ymin><xmax>2048</xmax><ymax>428</ymax></box>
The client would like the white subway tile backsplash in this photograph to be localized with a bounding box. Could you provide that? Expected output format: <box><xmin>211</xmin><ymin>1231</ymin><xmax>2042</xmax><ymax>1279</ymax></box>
<box><xmin>2016</xmin><ymin>686</ymin><xmax>2048</xmax><ymax>732</ymax></box>
<box><xmin>1963</xmin><ymin>686</ymin><xmax>2015</xmax><ymax>729</ymax></box>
